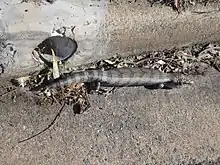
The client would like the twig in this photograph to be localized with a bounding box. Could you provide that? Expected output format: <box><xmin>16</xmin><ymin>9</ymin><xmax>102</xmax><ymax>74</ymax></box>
<box><xmin>191</xmin><ymin>10</ymin><xmax>220</xmax><ymax>14</ymax></box>
<box><xmin>51</xmin><ymin>48</ymin><xmax>60</xmax><ymax>79</ymax></box>
<box><xmin>0</xmin><ymin>88</ymin><xmax>17</xmax><ymax>97</ymax></box>
<box><xmin>198</xmin><ymin>46</ymin><xmax>220</xmax><ymax>57</ymax></box>
<box><xmin>18</xmin><ymin>103</ymin><xmax>65</xmax><ymax>143</ymax></box>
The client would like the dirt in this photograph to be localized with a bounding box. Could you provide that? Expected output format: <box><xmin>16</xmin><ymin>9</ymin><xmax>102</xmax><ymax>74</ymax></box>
<box><xmin>1</xmin><ymin>0</ymin><xmax>220</xmax><ymax>77</ymax></box>
<box><xmin>0</xmin><ymin>68</ymin><xmax>220</xmax><ymax>165</ymax></box>
<box><xmin>1</xmin><ymin>0</ymin><xmax>220</xmax><ymax>164</ymax></box>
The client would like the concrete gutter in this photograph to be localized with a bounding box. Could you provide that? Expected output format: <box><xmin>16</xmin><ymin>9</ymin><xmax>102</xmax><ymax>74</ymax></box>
<box><xmin>0</xmin><ymin>0</ymin><xmax>220</xmax><ymax>77</ymax></box>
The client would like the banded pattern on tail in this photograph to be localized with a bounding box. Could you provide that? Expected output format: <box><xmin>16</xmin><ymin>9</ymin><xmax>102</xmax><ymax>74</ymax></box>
<box><xmin>47</xmin><ymin>67</ymin><xmax>180</xmax><ymax>89</ymax></box>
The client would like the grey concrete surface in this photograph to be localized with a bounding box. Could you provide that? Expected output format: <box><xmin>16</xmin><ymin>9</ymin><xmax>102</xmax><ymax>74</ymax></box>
<box><xmin>0</xmin><ymin>68</ymin><xmax>220</xmax><ymax>164</ymax></box>
<box><xmin>1</xmin><ymin>0</ymin><xmax>220</xmax><ymax>164</ymax></box>
<box><xmin>1</xmin><ymin>0</ymin><xmax>220</xmax><ymax>77</ymax></box>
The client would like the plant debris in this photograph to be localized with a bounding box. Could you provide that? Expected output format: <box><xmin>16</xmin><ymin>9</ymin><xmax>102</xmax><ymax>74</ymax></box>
<box><xmin>11</xmin><ymin>41</ymin><xmax>220</xmax><ymax>106</ymax></box>
<box><xmin>8</xmin><ymin>40</ymin><xmax>220</xmax><ymax>143</ymax></box>
<box><xmin>17</xmin><ymin>83</ymin><xmax>90</xmax><ymax>143</ymax></box>
<box><xmin>148</xmin><ymin>0</ymin><xmax>219</xmax><ymax>11</ymax></box>
<box><xmin>72</xmin><ymin>42</ymin><xmax>220</xmax><ymax>76</ymax></box>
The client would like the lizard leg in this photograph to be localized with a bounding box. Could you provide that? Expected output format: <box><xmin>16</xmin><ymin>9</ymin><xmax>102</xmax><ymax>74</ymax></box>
<box><xmin>162</xmin><ymin>82</ymin><xmax>180</xmax><ymax>89</ymax></box>
<box><xmin>84</xmin><ymin>82</ymin><xmax>100</xmax><ymax>94</ymax></box>
<box><xmin>144</xmin><ymin>83</ymin><xmax>165</xmax><ymax>90</ymax></box>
